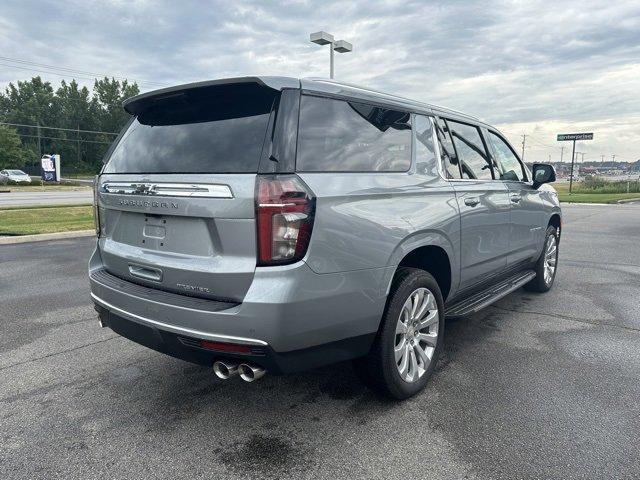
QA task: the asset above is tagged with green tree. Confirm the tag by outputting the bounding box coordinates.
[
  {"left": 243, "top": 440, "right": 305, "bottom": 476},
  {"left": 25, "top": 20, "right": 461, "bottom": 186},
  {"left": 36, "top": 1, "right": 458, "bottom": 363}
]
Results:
[
  {"left": 93, "top": 77, "right": 139, "bottom": 133},
  {"left": 0, "top": 77, "right": 56, "bottom": 168},
  {"left": 0, "top": 125, "right": 28, "bottom": 169},
  {"left": 0, "top": 76, "right": 139, "bottom": 174},
  {"left": 52, "top": 80, "right": 102, "bottom": 173}
]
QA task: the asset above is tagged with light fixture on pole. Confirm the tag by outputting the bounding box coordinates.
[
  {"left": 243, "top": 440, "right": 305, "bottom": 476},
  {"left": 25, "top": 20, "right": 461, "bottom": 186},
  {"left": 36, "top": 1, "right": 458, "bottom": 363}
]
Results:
[{"left": 310, "top": 31, "right": 353, "bottom": 79}]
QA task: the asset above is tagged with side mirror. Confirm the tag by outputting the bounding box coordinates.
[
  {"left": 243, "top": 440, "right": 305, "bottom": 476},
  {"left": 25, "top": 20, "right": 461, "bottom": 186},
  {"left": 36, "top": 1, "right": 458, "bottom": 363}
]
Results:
[{"left": 532, "top": 163, "right": 556, "bottom": 188}]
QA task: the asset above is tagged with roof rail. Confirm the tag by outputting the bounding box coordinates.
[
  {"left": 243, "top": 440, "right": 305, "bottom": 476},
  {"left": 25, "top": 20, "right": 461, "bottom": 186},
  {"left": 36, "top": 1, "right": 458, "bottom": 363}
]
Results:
[{"left": 303, "top": 77, "right": 480, "bottom": 121}]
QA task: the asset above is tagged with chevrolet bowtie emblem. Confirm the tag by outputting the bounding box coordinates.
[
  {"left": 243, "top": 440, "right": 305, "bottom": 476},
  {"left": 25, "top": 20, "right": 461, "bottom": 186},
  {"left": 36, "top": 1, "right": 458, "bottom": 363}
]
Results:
[{"left": 132, "top": 183, "right": 158, "bottom": 195}]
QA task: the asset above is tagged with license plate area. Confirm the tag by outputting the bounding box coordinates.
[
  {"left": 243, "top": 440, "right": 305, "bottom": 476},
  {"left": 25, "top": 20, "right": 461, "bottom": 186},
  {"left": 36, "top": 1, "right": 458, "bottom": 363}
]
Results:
[{"left": 110, "top": 211, "right": 216, "bottom": 256}]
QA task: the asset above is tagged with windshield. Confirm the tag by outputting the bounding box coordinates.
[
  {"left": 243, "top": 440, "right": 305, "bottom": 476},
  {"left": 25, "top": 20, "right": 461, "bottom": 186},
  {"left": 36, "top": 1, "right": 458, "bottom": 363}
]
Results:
[
  {"left": 8, "top": 170, "right": 27, "bottom": 175},
  {"left": 104, "top": 84, "right": 276, "bottom": 174}
]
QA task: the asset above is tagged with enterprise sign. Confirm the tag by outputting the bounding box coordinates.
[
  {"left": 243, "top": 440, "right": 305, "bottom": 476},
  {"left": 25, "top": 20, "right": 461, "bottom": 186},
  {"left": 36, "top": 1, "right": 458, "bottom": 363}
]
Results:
[{"left": 557, "top": 133, "right": 594, "bottom": 141}]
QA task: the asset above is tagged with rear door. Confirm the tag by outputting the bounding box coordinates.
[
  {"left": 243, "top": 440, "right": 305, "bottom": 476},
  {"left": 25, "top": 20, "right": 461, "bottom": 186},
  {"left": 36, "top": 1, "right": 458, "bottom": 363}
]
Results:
[
  {"left": 96, "top": 81, "right": 295, "bottom": 302},
  {"left": 440, "top": 118, "right": 511, "bottom": 290},
  {"left": 485, "top": 129, "right": 546, "bottom": 266}
]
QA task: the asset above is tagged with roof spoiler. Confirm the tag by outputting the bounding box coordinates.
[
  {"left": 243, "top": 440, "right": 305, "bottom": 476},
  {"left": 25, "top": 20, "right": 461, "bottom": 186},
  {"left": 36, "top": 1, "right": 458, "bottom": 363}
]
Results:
[{"left": 123, "top": 76, "right": 300, "bottom": 115}]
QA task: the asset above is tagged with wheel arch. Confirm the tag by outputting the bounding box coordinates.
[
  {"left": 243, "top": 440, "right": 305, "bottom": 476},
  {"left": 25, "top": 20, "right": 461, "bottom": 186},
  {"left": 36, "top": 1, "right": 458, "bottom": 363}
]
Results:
[
  {"left": 548, "top": 212, "right": 562, "bottom": 242},
  {"left": 384, "top": 231, "right": 458, "bottom": 302}
]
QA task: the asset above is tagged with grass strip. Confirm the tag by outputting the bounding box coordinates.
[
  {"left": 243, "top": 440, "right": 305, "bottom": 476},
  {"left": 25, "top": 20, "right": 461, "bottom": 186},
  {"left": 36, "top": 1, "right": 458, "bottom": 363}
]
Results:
[{"left": 0, "top": 205, "right": 94, "bottom": 236}]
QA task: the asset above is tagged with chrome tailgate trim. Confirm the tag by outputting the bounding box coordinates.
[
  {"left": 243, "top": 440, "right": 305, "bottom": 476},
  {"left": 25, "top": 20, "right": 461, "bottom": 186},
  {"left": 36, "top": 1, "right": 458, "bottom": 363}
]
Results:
[{"left": 101, "top": 182, "right": 233, "bottom": 198}]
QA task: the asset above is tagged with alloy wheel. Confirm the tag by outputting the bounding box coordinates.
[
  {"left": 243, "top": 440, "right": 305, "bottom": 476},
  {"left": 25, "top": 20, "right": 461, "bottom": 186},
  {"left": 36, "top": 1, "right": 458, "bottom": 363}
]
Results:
[
  {"left": 394, "top": 287, "right": 439, "bottom": 383},
  {"left": 544, "top": 234, "right": 558, "bottom": 285}
]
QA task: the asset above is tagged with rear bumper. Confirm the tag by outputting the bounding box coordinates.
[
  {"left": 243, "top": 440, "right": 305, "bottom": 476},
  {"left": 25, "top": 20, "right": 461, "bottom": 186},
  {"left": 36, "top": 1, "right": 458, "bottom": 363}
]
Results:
[
  {"left": 95, "top": 304, "right": 374, "bottom": 374},
  {"left": 89, "top": 245, "right": 391, "bottom": 371}
]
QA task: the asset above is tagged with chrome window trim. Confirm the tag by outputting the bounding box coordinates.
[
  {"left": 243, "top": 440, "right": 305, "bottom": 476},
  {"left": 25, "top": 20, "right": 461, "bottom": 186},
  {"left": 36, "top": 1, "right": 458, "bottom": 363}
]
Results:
[{"left": 100, "top": 182, "right": 234, "bottom": 198}]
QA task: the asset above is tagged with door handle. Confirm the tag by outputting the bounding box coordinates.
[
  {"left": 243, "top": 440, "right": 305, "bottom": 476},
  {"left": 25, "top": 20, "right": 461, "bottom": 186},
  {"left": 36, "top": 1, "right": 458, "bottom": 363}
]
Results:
[
  {"left": 510, "top": 194, "right": 521, "bottom": 203},
  {"left": 464, "top": 197, "right": 480, "bottom": 207}
]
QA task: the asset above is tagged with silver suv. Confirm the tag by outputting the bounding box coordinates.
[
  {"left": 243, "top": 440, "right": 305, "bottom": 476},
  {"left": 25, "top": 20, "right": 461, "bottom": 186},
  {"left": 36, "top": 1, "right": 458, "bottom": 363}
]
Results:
[{"left": 89, "top": 77, "right": 561, "bottom": 399}]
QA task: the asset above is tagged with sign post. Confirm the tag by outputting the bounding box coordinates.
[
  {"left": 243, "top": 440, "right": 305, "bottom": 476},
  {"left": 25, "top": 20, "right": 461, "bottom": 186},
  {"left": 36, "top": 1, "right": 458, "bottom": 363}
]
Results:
[{"left": 557, "top": 133, "right": 593, "bottom": 193}]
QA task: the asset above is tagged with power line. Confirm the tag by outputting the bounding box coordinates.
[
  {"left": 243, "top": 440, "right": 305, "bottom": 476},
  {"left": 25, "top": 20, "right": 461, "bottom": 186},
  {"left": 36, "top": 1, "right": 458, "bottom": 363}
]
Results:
[
  {"left": 0, "top": 56, "right": 166, "bottom": 86},
  {"left": 15, "top": 133, "right": 113, "bottom": 145},
  {"left": 0, "top": 62, "right": 105, "bottom": 83},
  {"left": 0, "top": 56, "right": 168, "bottom": 88},
  {"left": 0, "top": 121, "right": 119, "bottom": 136},
  {"left": 527, "top": 135, "right": 557, "bottom": 148}
]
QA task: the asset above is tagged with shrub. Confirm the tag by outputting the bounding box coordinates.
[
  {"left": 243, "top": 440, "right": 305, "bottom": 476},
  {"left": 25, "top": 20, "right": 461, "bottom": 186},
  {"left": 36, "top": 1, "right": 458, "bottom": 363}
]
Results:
[
  {"left": 575, "top": 177, "right": 640, "bottom": 194},
  {"left": 4, "top": 178, "right": 43, "bottom": 186}
]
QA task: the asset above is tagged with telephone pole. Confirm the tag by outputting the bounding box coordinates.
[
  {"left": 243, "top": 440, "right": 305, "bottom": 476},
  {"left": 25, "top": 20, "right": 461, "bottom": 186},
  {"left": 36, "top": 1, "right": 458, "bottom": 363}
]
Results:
[
  {"left": 560, "top": 146, "right": 565, "bottom": 163},
  {"left": 612, "top": 154, "right": 616, "bottom": 163},
  {"left": 601, "top": 154, "right": 605, "bottom": 163},
  {"left": 37, "top": 122, "right": 42, "bottom": 158},
  {"left": 521, "top": 134, "right": 527, "bottom": 161},
  {"left": 77, "top": 124, "right": 81, "bottom": 166}
]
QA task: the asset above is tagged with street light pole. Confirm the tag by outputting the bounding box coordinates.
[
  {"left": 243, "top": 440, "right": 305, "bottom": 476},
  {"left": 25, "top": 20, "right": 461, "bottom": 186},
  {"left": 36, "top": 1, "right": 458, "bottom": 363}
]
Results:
[
  {"left": 330, "top": 43, "right": 334, "bottom": 79},
  {"left": 310, "top": 31, "right": 353, "bottom": 79}
]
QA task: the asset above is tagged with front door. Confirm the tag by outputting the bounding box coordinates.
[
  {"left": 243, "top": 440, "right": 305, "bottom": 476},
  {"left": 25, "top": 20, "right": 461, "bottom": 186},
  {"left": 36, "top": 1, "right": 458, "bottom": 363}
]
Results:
[
  {"left": 485, "top": 130, "right": 546, "bottom": 266},
  {"left": 444, "top": 118, "right": 511, "bottom": 291}
]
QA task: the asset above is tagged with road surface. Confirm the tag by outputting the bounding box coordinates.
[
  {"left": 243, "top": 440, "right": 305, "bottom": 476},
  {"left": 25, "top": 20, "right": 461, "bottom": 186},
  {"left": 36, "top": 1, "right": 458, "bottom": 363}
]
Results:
[
  {"left": 0, "top": 190, "right": 93, "bottom": 207},
  {"left": 1, "top": 203, "right": 639, "bottom": 479}
]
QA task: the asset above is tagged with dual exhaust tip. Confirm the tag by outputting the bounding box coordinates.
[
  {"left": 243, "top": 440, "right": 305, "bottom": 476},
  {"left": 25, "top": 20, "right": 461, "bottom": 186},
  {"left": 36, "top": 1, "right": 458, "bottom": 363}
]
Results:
[{"left": 213, "top": 360, "right": 266, "bottom": 383}]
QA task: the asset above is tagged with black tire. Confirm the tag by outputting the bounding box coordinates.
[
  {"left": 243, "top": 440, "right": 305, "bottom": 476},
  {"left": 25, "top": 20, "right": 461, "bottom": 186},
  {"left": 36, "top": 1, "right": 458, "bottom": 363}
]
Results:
[
  {"left": 524, "top": 225, "right": 559, "bottom": 293},
  {"left": 354, "top": 267, "right": 445, "bottom": 400}
]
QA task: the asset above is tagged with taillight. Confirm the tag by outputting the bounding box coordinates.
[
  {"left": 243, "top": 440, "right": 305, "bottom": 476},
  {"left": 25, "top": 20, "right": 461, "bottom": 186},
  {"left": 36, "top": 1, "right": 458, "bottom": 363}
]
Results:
[
  {"left": 93, "top": 175, "right": 101, "bottom": 237},
  {"left": 256, "top": 175, "right": 315, "bottom": 266}
]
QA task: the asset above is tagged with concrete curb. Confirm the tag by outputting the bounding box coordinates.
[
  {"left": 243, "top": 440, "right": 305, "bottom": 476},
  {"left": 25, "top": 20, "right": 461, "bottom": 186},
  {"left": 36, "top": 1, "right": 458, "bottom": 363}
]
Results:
[
  {"left": 561, "top": 201, "right": 640, "bottom": 206},
  {"left": 0, "top": 230, "right": 95, "bottom": 245}
]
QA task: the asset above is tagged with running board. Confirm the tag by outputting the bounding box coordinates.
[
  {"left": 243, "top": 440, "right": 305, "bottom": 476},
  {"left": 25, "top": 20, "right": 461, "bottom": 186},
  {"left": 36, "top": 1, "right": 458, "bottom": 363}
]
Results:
[{"left": 445, "top": 270, "right": 536, "bottom": 319}]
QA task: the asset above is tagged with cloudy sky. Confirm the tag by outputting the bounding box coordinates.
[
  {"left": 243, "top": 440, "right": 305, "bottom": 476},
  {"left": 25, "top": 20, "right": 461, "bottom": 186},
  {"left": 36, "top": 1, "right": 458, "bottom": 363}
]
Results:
[{"left": 2, "top": 0, "right": 639, "bottom": 162}]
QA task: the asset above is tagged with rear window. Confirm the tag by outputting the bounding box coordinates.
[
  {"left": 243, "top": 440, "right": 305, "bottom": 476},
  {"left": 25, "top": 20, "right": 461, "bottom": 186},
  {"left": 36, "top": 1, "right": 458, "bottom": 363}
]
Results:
[
  {"left": 104, "top": 84, "right": 275, "bottom": 174},
  {"left": 296, "top": 95, "right": 411, "bottom": 172}
]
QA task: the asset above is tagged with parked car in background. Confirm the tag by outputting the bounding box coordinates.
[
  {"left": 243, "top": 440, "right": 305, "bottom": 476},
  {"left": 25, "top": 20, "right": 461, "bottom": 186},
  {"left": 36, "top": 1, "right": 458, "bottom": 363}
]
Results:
[
  {"left": 0, "top": 169, "right": 32, "bottom": 184},
  {"left": 89, "top": 77, "right": 561, "bottom": 400}
]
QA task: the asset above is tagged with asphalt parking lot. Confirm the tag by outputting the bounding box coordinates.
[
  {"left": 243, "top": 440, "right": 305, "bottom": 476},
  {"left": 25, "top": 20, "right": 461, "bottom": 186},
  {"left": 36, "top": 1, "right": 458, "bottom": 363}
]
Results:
[{"left": 1, "top": 203, "right": 639, "bottom": 479}]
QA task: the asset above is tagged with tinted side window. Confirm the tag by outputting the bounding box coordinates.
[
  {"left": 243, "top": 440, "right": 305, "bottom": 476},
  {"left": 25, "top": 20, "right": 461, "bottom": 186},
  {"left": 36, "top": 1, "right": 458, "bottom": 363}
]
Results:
[
  {"left": 488, "top": 131, "right": 525, "bottom": 181},
  {"left": 297, "top": 95, "right": 411, "bottom": 172},
  {"left": 435, "top": 118, "right": 461, "bottom": 179},
  {"left": 447, "top": 120, "right": 493, "bottom": 180}
]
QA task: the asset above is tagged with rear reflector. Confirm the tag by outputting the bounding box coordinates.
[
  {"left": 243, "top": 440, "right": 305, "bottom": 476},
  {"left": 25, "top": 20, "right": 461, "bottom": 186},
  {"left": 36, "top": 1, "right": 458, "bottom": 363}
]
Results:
[
  {"left": 200, "top": 340, "right": 252, "bottom": 354},
  {"left": 256, "top": 175, "right": 315, "bottom": 265}
]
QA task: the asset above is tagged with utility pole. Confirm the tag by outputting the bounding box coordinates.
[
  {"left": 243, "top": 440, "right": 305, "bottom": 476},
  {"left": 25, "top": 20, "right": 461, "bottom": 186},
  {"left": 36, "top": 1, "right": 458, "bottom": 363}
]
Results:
[
  {"left": 569, "top": 139, "right": 577, "bottom": 194},
  {"left": 37, "top": 122, "right": 42, "bottom": 158},
  {"left": 77, "top": 124, "right": 81, "bottom": 169},
  {"left": 560, "top": 146, "right": 565, "bottom": 164},
  {"left": 601, "top": 154, "right": 605, "bottom": 163},
  {"left": 612, "top": 154, "right": 616, "bottom": 163},
  {"left": 521, "top": 134, "right": 527, "bottom": 161}
]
